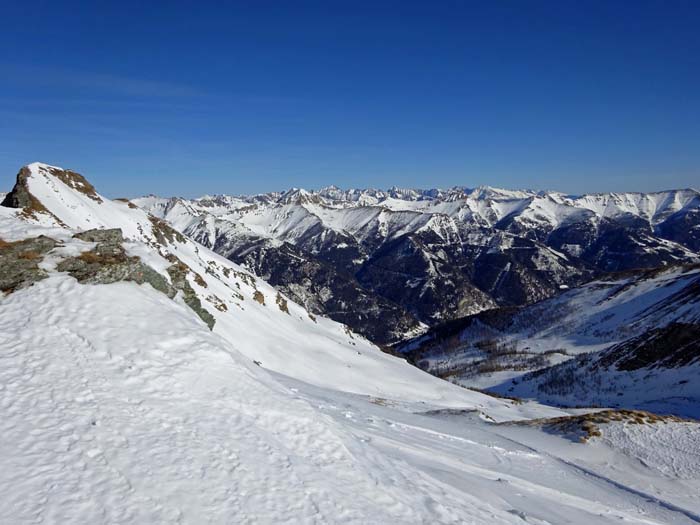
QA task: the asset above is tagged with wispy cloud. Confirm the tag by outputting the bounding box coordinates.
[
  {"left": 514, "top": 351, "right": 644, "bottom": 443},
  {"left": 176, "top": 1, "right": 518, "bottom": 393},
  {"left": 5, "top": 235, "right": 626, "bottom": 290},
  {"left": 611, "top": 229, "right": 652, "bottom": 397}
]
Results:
[{"left": 2, "top": 64, "right": 201, "bottom": 98}]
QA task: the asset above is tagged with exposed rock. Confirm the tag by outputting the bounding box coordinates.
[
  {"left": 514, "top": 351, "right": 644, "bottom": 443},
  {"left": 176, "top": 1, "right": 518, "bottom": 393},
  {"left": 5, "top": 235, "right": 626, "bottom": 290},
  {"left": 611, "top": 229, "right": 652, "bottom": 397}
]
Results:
[
  {"left": 45, "top": 166, "right": 102, "bottom": 203},
  {"left": 206, "top": 294, "right": 228, "bottom": 312},
  {"left": 149, "top": 216, "right": 186, "bottom": 246},
  {"left": 57, "top": 229, "right": 173, "bottom": 297},
  {"left": 114, "top": 198, "right": 140, "bottom": 209},
  {"left": 1, "top": 167, "right": 64, "bottom": 224},
  {"left": 74, "top": 228, "right": 126, "bottom": 245},
  {"left": 0, "top": 236, "right": 59, "bottom": 293},
  {"left": 1, "top": 167, "right": 35, "bottom": 210},
  {"left": 253, "top": 290, "right": 265, "bottom": 305},
  {"left": 57, "top": 228, "right": 216, "bottom": 330},
  {"left": 275, "top": 292, "right": 289, "bottom": 314},
  {"left": 165, "top": 256, "right": 216, "bottom": 330}
]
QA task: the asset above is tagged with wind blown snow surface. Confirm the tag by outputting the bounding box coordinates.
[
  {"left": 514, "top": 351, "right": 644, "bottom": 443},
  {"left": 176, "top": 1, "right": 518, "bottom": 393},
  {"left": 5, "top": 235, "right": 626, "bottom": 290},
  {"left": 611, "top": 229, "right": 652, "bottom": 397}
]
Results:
[{"left": 2, "top": 163, "right": 700, "bottom": 524}]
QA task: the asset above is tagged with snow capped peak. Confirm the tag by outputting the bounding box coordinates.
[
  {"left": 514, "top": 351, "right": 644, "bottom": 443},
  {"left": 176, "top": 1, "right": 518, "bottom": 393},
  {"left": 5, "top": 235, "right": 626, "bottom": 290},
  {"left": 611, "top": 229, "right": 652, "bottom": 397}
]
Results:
[
  {"left": 464, "top": 185, "right": 537, "bottom": 201},
  {"left": 26, "top": 161, "right": 65, "bottom": 173},
  {"left": 386, "top": 186, "right": 420, "bottom": 200},
  {"left": 277, "top": 187, "right": 324, "bottom": 205}
]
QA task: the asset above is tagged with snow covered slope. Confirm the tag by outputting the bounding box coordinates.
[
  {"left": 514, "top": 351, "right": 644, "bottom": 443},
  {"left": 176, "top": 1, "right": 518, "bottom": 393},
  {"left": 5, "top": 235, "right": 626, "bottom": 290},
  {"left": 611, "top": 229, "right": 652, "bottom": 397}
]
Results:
[
  {"left": 503, "top": 321, "right": 700, "bottom": 417},
  {"left": 399, "top": 264, "right": 700, "bottom": 416},
  {"left": 3, "top": 163, "right": 700, "bottom": 523}
]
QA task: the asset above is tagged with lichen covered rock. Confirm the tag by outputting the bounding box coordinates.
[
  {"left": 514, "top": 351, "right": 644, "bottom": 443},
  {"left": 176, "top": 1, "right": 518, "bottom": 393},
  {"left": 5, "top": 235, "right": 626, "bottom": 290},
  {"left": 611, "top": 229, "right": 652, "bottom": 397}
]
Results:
[
  {"left": 57, "top": 229, "right": 174, "bottom": 298},
  {"left": 0, "top": 236, "right": 59, "bottom": 293},
  {"left": 56, "top": 228, "right": 216, "bottom": 330}
]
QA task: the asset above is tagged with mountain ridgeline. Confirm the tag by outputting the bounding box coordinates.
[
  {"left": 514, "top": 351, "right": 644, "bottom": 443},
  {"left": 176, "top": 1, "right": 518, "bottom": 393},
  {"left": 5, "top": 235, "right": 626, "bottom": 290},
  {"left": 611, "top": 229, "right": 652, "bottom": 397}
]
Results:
[{"left": 136, "top": 185, "right": 700, "bottom": 344}]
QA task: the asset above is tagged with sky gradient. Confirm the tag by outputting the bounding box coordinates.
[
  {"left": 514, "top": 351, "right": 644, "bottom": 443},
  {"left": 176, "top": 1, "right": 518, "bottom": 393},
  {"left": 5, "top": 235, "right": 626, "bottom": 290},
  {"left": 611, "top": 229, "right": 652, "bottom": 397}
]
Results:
[{"left": 1, "top": 1, "right": 699, "bottom": 198}]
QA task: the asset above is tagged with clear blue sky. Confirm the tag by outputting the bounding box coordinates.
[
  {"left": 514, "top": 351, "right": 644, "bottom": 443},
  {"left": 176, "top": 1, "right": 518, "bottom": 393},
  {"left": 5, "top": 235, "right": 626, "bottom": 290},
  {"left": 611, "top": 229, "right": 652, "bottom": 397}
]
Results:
[{"left": 1, "top": 1, "right": 698, "bottom": 197}]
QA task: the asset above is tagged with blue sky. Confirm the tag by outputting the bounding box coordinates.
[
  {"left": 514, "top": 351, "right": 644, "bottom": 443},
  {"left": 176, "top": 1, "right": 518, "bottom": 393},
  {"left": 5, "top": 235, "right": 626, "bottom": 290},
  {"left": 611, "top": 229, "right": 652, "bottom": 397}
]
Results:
[{"left": 1, "top": 1, "right": 698, "bottom": 197}]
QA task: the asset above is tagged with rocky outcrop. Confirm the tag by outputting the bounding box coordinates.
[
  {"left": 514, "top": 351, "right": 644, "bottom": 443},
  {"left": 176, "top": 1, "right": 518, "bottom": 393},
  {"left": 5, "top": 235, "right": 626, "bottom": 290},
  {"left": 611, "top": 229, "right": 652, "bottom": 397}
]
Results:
[
  {"left": 0, "top": 167, "right": 60, "bottom": 222},
  {"left": 1, "top": 167, "right": 35, "bottom": 210},
  {"left": 57, "top": 229, "right": 173, "bottom": 294},
  {"left": 149, "top": 216, "right": 186, "bottom": 246},
  {"left": 164, "top": 255, "right": 216, "bottom": 329},
  {"left": 44, "top": 166, "right": 102, "bottom": 203},
  {"left": 0, "top": 235, "right": 59, "bottom": 293},
  {"left": 56, "top": 229, "right": 216, "bottom": 330},
  {"left": 1, "top": 165, "right": 100, "bottom": 223}
]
